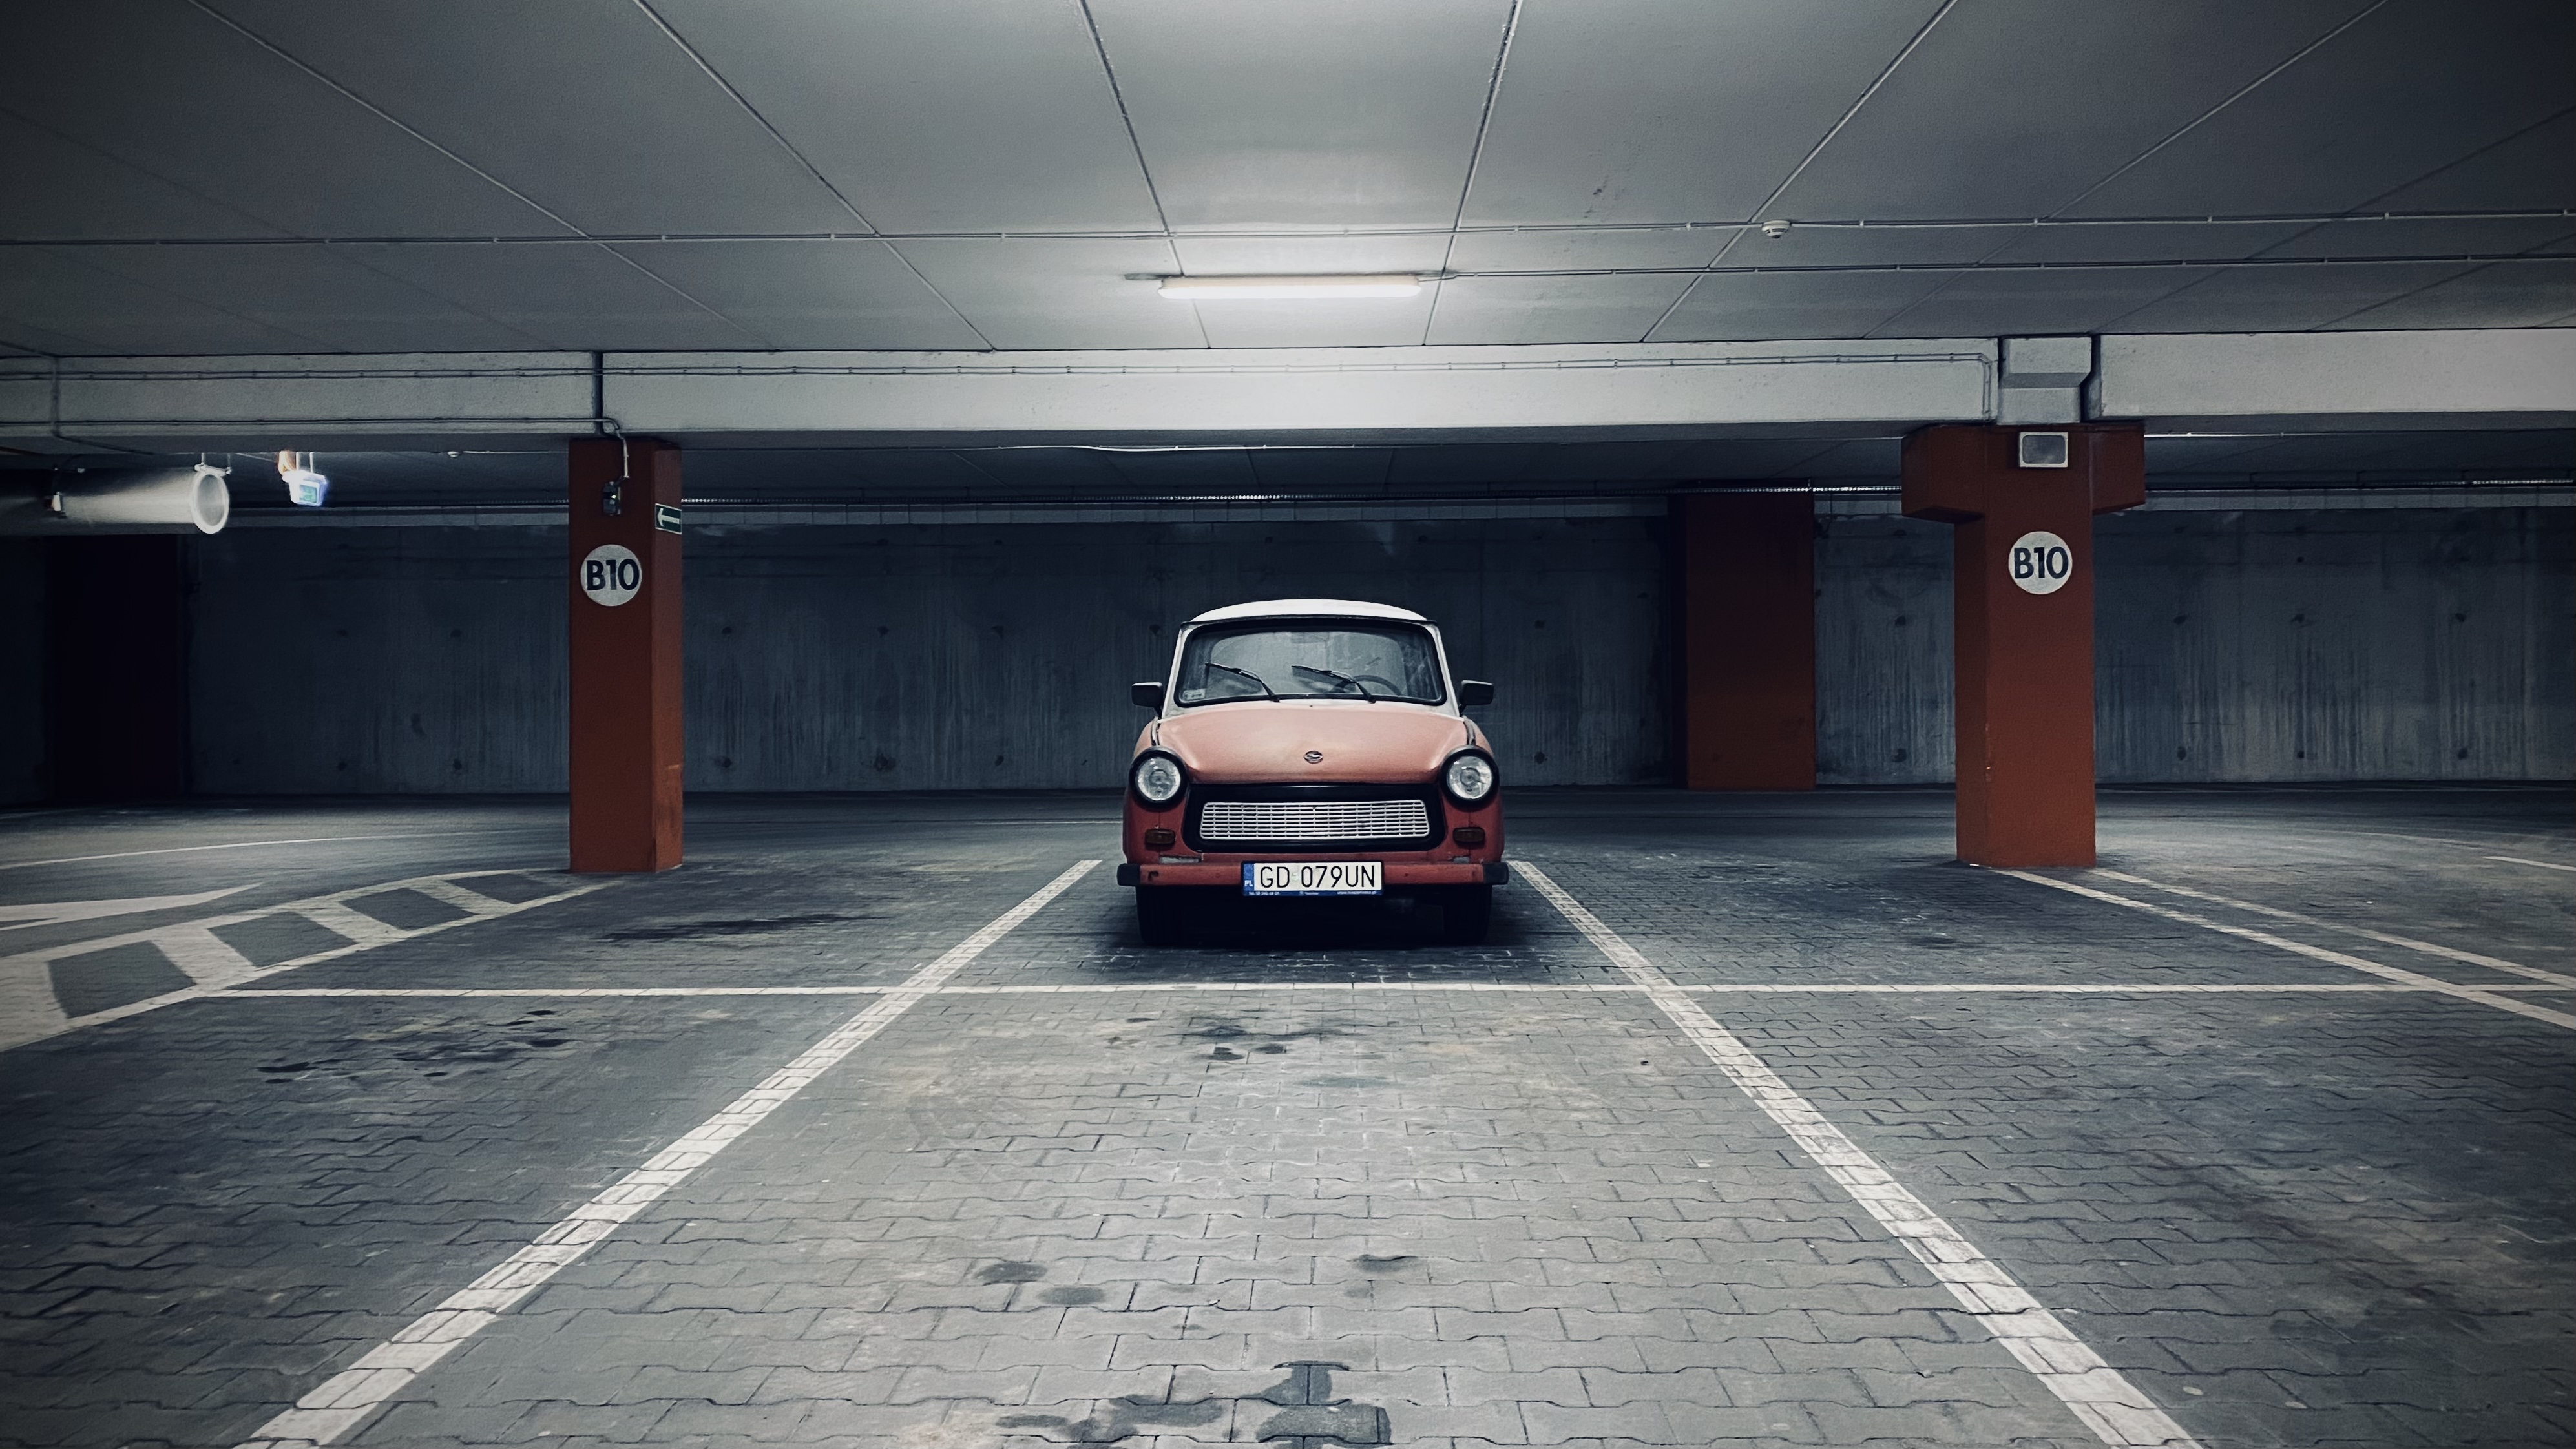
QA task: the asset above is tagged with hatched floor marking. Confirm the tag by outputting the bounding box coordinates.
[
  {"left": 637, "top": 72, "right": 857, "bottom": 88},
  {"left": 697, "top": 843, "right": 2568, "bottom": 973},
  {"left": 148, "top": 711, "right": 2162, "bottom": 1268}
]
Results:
[
  {"left": 2095, "top": 868, "right": 2576, "bottom": 987},
  {"left": 2004, "top": 870, "right": 2576, "bottom": 1032},
  {"left": 0, "top": 871, "right": 609, "bottom": 1052},
  {"left": 1519, "top": 860, "right": 2199, "bottom": 1449},
  {"left": 233, "top": 859, "right": 1098, "bottom": 1449}
]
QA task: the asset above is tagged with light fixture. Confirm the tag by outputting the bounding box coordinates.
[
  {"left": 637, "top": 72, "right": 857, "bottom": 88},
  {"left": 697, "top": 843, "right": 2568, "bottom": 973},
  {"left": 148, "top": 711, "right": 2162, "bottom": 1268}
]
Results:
[
  {"left": 1157, "top": 274, "right": 1421, "bottom": 301},
  {"left": 276, "top": 450, "right": 329, "bottom": 507}
]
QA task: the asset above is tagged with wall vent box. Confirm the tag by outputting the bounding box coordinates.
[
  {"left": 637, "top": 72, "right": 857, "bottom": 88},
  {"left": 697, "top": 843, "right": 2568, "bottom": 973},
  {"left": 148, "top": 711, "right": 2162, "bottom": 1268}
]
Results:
[{"left": 2017, "top": 432, "right": 2070, "bottom": 468}]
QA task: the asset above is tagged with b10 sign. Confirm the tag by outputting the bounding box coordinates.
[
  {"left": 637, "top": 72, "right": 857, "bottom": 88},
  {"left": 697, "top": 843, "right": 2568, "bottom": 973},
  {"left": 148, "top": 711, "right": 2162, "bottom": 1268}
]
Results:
[{"left": 2008, "top": 531, "right": 2073, "bottom": 596}]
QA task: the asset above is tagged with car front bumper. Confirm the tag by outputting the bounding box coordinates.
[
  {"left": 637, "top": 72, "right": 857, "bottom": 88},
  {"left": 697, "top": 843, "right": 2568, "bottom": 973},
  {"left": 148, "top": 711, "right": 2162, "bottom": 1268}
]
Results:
[{"left": 1116, "top": 860, "right": 1508, "bottom": 888}]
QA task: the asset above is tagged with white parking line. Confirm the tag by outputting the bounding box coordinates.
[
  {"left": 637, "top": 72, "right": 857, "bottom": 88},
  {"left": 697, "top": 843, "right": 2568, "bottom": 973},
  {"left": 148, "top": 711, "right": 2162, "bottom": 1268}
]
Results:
[
  {"left": 1516, "top": 862, "right": 2195, "bottom": 1449},
  {"left": 232, "top": 980, "right": 2568, "bottom": 1000},
  {"left": 2094, "top": 868, "right": 2576, "bottom": 987},
  {"left": 2488, "top": 854, "right": 2576, "bottom": 874},
  {"left": 234, "top": 859, "right": 1098, "bottom": 1449},
  {"left": 2002, "top": 870, "right": 2576, "bottom": 1032}
]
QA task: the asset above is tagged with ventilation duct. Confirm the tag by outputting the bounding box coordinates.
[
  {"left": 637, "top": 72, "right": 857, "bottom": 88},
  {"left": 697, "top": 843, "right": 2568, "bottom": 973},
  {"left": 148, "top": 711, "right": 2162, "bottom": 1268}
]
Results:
[{"left": 0, "top": 465, "right": 231, "bottom": 535}]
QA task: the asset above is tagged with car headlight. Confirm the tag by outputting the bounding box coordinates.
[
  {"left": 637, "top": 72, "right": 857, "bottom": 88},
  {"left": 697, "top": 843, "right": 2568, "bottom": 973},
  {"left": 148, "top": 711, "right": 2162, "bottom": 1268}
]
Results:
[
  {"left": 1443, "top": 751, "right": 1496, "bottom": 805},
  {"left": 1131, "top": 753, "right": 1185, "bottom": 806}
]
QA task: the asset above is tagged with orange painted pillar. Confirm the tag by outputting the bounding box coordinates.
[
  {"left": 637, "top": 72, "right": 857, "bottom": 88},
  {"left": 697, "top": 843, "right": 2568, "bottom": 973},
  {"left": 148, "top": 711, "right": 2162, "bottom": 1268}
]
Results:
[
  {"left": 1675, "top": 492, "right": 1816, "bottom": 789},
  {"left": 568, "top": 437, "right": 683, "bottom": 872},
  {"left": 1902, "top": 424, "right": 2144, "bottom": 866}
]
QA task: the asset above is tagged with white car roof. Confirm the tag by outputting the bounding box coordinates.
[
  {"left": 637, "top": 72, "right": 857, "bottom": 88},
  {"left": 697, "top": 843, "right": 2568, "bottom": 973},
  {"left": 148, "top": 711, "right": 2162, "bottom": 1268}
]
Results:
[{"left": 1188, "top": 598, "right": 1430, "bottom": 625}]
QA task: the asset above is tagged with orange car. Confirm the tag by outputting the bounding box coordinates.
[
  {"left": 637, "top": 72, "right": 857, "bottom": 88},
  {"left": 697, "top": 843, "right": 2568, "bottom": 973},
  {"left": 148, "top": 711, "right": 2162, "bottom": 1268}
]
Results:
[{"left": 1116, "top": 599, "right": 1506, "bottom": 945}]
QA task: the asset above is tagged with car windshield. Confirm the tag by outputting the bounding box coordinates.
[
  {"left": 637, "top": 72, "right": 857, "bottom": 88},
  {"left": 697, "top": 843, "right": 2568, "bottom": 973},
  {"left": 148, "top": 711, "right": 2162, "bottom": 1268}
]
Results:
[{"left": 1174, "top": 622, "right": 1445, "bottom": 705}]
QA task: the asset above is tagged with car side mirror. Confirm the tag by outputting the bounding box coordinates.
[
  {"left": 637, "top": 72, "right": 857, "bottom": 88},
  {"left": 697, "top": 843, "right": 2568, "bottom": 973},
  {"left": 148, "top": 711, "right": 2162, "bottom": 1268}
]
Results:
[
  {"left": 1457, "top": 680, "right": 1494, "bottom": 707},
  {"left": 1131, "top": 681, "right": 1166, "bottom": 709}
]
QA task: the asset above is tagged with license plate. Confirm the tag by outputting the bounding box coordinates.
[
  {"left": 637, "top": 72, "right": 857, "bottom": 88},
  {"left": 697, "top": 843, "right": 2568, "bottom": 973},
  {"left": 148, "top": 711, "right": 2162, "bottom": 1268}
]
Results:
[{"left": 1243, "top": 860, "right": 1383, "bottom": 896}]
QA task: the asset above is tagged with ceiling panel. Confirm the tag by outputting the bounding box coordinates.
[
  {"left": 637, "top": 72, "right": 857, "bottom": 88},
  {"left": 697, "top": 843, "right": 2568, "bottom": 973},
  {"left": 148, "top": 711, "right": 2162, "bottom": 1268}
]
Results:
[
  {"left": 2067, "top": 0, "right": 2575, "bottom": 217},
  {"left": 949, "top": 448, "right": 1137, "bottom": 491},
  {"left": 1, "top": 1, "right": 567, "bottom": 238},
  {"left": 614, "top": 241, "right": 987, "bottom": 351},
  {"left": 1779, "top": 438, "right": 1903, "bottom": 478},
  {"left": 646, "top": 0, "right": 1164, "bottom": 234},
  {"left": 2373, "top": 109, "right": 2576, "bottom": 212},
  {"left": 1185, "top": 295, "right": 1439, "bottom": 349},
  {"left": 2106, "top": 261, "right": 2480, "bottom": 333},
  {"left": 890, "top": 238, "right": 1204, "bottom": 350},
  {"left": 1774, "top": 1, "right": 2368, "bottom": 221},
  {"left": 208, "top": 0, "right": 859, "bottom": 235},
  {"left": 1088, "top": 0, "right": 1512, "bottom": 229},
  {"left": 1444, "top": 227, "right": 1738, "bottom": 273},
  {"left": 1870, "top": 266, "right": 2208, "bottom": 339},
  {"left": 1701, "top": 225, "right": 2013, "bottom": 270},
  {"left": 1979, "top": 222, "right": 2318, "bottom": 265},
  {"left": 1423, "top": 274, "right": 1691, "bottom": 346},
  {"left": 0, "top": 249, "right": 332, "bottom": 355},
  {"left": 67, "top": 245, "right": 556, "bottom": 353},
  {"left": 1648, "top": 270, "right": 1955, "bottom": 342},
  {"left": 0, "top": 112, "right": 286, "bottom": 242},
  {"left": 1246, "top": 449, "right": 1397, "bottom": 492},
  {"left": 1655, "top": 439, "right": 1850, "bottom": 479},
  {"left": 2255, "top": 216, "right": 2576, "bottom": 260},
  {"left": 334, "top": 244, "right": 765, "bottom": 351},
  {"left": 1098, "top": 448, "right": 1264, "bottom": 492},
  {"left": 1385, "top": 444, "right": 1545, "bottom": 484},
  {"left": 1463, "top": 0, "right": 1944, "bottom": 225},
  {"left": 2324, "top": 258, "right": 2576, "bottom": 331}
]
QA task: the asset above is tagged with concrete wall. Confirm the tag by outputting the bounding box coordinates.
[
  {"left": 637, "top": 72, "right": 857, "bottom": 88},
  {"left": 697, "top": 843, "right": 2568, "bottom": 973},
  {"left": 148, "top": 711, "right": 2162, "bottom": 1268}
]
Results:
[
  {"left": 190, "top": 516, "right": 1671, "bottom": 793},
  {"left": 1817, "top": 507, "right": 2575, "bottom": 784},
  {"left": 182, "top": 506, "right": 2569, "bottom": 794}
]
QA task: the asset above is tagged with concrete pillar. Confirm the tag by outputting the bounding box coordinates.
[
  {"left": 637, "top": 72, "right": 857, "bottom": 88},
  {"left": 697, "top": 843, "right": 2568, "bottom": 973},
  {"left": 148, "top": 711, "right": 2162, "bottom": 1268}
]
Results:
[
  {"left": 1901, "top": 424, "right": 2144, "bottom": 866},
  {"left": 1675, "top": 492, "right": 1816, "bottom": 789},
  {"left": 568, "top": 437, "right": 682, "bottom": 872}
]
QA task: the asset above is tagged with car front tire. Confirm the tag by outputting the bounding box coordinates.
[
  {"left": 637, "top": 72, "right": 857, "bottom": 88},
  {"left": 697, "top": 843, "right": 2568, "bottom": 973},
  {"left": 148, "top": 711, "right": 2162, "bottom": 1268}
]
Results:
[
  {"left": 1438, "top": 884, "right": 1492, "bottom": 944},
  {"left": 1136, "top": 887, "right": 1187, "bottom": 947}
]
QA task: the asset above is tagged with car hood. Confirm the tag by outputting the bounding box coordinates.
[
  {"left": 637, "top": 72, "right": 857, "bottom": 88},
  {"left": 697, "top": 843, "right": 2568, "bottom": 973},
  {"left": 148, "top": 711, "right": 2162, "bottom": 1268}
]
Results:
[{"left": 1154, "top": 702, "right": 1474, "bottom": 784}]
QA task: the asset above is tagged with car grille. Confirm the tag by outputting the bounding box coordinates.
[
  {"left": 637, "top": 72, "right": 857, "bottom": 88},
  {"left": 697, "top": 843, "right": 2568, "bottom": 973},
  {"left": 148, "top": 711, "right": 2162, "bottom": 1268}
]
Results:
[{"left": 1197, "top": 798, "right": 1432, "bottom": 842}]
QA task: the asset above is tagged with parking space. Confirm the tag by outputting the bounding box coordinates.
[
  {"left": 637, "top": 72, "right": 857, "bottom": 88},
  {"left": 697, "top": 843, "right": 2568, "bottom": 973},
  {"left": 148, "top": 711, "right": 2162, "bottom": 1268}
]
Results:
[{"left": 0, "top": 789, "right": 2568, "bottom": 1448}]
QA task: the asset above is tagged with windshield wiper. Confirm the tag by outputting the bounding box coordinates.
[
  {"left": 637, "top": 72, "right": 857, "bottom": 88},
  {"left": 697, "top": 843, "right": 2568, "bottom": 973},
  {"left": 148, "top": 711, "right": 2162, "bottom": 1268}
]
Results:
[
  {"left": 1204, "top": 662, "right": 1280, "bottom": 702},
  {"left": 1292, "top": 664, "right": 1379, "bottom": 701}
]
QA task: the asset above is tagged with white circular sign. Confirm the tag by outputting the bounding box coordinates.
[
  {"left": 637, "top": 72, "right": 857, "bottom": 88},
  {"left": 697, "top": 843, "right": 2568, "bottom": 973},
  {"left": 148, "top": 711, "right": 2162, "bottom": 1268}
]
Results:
[
  {"left": 2007, "top": 531, "right": 2074, "bottom": 595},
  {"left": 580, "top": 543, "right": 642, "bottom": 607}
]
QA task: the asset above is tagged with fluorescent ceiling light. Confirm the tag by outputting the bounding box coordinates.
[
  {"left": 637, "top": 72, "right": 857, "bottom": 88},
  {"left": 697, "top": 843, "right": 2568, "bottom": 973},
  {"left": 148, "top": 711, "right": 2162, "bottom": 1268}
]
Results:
[{"left": 1158, "top": 274, "right": 1421, "bottom": 301}]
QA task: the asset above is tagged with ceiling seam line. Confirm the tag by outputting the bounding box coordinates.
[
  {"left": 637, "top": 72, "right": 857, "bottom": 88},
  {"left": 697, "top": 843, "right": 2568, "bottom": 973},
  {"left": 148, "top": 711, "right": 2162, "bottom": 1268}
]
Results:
[
  {"left": 0, "top": 99, "right": 296, "bottom": 241},
  {"left": 1425, "top": 0, "right": 1526, "bottom": 346},
  {"left": 41, "top": 240, "right": 349, "bottom": 356},
  {"left": 12, "top": 207, "right": 2571, "bottom": 250},
  {"left": 626, "top": 0, "right": 881, "bottom": 232},
  {"left": 1647, "top": 0, "right": 1962, "bottom": 341},
  {"left": 1700, "top": 0, "right": 1960, "bottom": 282},
  {"left": 875, "top": 240, "right": 1001, "bottom": 353},
  {"left": 2309, "top": 260, "right": 2493, "bottom": 331},
  {"left": 180, "top": 0, "right": 591, "bottom": 238},
  {"left": 1073, "top": 0, "right": 1207, "bottom": 348},
  {"left": 2345, "top": 103, "right": 2576, "bottom": 214},
  {"left": 2048, "top": 0, "right": 2392, "bottom": 218},
  {"left": 591, "top": 243, "right": 780, "bottom": 349}
]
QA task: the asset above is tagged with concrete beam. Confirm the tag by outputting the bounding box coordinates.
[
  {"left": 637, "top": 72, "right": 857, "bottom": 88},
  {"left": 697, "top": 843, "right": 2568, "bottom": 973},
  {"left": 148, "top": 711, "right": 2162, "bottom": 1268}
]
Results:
[
  {"left": 2092, "top": 329, "right": 2576, "bottom": 430},
  {"left": 0, "top": 342, "right": 1997, "bottom": 452}
]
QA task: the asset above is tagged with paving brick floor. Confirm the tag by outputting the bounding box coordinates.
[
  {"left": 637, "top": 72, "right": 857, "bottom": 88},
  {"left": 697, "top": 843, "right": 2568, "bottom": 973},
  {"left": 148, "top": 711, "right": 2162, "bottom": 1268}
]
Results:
[{"left": 0, "top": 787, "right": 2568, "bottom": 1448}]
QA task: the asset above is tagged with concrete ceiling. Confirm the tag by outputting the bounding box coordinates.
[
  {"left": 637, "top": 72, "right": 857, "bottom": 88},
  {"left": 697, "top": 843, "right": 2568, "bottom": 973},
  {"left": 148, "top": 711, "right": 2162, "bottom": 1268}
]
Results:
[{"left": 2, "top": 0, "right": 2571, "bottom": 357}]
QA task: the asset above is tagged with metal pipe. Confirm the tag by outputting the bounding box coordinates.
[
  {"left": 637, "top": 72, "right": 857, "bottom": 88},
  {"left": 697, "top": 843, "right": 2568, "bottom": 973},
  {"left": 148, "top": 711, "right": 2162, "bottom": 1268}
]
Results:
[{"left": 0, "top": 466, "right": 230, "bottom": 535}]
